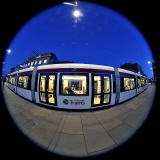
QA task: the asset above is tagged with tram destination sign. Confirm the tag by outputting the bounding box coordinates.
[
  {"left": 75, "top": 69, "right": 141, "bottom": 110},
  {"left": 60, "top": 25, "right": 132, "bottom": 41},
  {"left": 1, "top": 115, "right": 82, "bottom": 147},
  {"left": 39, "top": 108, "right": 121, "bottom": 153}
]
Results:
[{"left": 63, "top": 99, "right": 85, "bottom": 105}]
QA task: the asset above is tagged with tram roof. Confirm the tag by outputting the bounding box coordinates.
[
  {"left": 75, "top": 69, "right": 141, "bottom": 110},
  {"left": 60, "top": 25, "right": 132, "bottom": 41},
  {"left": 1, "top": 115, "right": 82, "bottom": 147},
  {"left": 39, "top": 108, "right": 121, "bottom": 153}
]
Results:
[
  {"left": 118, "top": 68, "right": 146, "bottom": 77},
  {"left": 37, "top": 63, "right": 115, "bottom": 71}
]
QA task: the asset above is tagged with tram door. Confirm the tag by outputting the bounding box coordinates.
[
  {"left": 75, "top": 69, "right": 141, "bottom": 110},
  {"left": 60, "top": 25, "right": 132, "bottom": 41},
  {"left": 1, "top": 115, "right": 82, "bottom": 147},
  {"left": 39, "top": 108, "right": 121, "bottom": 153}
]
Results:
[
  {"left": 92, "top": 75, "right": 111, "bottom": 107},
  {"left": 39, "top": 74, "right": 57, "bottom": 106}
]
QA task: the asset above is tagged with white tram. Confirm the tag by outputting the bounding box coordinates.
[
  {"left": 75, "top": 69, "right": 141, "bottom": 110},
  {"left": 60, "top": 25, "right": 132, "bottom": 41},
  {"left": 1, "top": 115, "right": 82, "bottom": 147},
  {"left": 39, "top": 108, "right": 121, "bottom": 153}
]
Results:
[{"left": 6, "top": 63, "right": 148, "bottom": 110}]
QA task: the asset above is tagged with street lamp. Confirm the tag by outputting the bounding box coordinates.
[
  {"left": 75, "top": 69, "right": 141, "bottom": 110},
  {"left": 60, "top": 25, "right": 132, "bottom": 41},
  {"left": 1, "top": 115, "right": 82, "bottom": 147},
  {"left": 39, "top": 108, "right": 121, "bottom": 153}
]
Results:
[{"left": 6, "top": 49, "right": 11, "bottom": 54}]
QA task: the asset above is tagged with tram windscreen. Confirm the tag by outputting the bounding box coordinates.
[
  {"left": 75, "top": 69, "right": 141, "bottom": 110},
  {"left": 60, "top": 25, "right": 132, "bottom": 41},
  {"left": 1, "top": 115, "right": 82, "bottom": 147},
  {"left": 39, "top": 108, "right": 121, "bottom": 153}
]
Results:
[{"left": 60, "top": 75, "right": 87, "bottom": 95}]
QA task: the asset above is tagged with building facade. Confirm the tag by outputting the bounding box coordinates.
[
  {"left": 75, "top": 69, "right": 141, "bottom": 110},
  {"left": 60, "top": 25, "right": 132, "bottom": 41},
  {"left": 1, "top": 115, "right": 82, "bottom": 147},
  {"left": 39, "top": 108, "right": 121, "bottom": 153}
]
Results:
[{"left": 120, "top": 63, "right": 146, "bottom": 76}]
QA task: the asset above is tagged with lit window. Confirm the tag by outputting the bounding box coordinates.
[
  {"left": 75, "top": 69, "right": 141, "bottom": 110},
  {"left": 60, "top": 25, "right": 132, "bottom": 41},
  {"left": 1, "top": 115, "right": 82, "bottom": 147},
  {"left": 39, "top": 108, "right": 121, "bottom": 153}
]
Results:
[
  {"left": 28, "top": 63, "right": 30, "bottom": 66},
  {"left": 124, "top": 78, "right": 131, "bottom": 91},
  {"left": 94, "top": 76, "right": 101, "bottom": 94},
  {"left": 35, "top": 61, "right": 37, "bottom": 65},
  {"left": 18, "top": 76, "right": 23, "bottom": 88},
  {"left": 31, "top": 62, "right": 34, "bottom": 66},
  {"left": 39, "top": 60, "right": 42, "bottom": 64},
  {"left": 60, "top": 75, "right": 87, "bottom": 95},
  {"left": 123, "top": 77, "right": 135, "bottom": 91},
  {"left": 44, "top": 59, "right": 47, "bottom": 64}
]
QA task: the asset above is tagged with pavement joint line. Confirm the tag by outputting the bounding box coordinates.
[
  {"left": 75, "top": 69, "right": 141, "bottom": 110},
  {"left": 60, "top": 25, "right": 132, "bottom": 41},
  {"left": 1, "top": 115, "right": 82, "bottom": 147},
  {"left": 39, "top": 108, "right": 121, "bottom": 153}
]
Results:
[
  {"left": 79, "top": 114, "right": 90, "bottom": 156},
  {"left": 93, "top": 112, "right": 119, "bottom": 146},
  {"left": 47, "top": 115, "right": 66, "bottom": 150},
  {"left": 47, "top": 115, "right": 63, "bottom": 149}
]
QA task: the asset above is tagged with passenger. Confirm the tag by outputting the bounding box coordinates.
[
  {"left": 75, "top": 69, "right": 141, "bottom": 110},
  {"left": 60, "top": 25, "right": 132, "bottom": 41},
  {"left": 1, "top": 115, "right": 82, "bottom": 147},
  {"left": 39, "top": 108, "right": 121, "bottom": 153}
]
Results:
[{"left": 68, "top": 87, "right": 74, "bottom": 95}]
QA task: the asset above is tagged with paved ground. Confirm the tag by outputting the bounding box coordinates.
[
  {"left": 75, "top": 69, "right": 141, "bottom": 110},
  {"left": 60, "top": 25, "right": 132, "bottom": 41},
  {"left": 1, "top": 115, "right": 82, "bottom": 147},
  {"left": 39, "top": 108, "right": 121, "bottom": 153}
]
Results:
[{"left": 2, "top": 83, "right": 156, "bottom": 157}]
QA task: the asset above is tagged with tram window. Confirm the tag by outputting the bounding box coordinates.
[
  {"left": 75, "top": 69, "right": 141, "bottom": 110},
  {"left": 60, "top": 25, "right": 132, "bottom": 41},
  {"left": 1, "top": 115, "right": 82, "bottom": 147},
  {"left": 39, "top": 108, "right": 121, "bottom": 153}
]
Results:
[
  {"left": 39, "top": 60, "right": 42, "bottom": 64},
  {"left": 104, "top": 76, "right": 110, "bottom": 93},
  {"left": 130, "top": 78, "right": 135, "bottom": 89},
  {"left": 124, "top": 78, "right": 130, "bottom": 91},
  {"left": 94, "top": 76, "right": 101, "bottom": 94},
  {"left": 60, "top": 75, "right": 87, "bottom": 95},
  {"left": 103, "top": 94, "right": 110, "bottom": 104},
  {"left": 48, "top": 75, "right": 55, "bottom": 93},
  {"left": 141, "top": 78, "right": 145, "bottom": 86},
  {"left": 18, "top": 76, "right": 23, "bottom": 88},
  {"left": 123, "top": 77, "right": 135, "bottom": 91},
  {"left": 23, "top": 76, "right": 29, "bottom": 89},
  {"left": 18, "top": 75, "right": 31, "bottom": 89},
  {"left": 40, "top": 92, "right": 46, "bottom": 102},
  {"left": 10, "top": 77, "right": 16, "bottom": 85},
  {"left": 94, "top": 95, "right": 101, "bottom": 104},
  {"left": 40, "top": 75, "right": 46, "bottom": 92},
  {"left": 48, "top": 94, "right": 55, "bottom": 103},
  {"left": 31, "top": 62, "right": 34, "bottom": 66}
]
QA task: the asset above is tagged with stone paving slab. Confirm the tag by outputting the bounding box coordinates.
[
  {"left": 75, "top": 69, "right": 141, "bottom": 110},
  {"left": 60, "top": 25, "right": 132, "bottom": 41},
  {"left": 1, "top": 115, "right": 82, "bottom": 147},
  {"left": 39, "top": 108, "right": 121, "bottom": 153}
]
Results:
[
  {"left": 48, "top": 115, "right": 66, "bottom": 151},
  {"left": 62, "top": 115, "right": 83, "bottom": 134},
  {"left": 80, "top": 113, "right": 99, "bottom": 126},
  {"left": 123, "top": 110, "right": 147, "bottom": 129},
  {"left": 28, "top": 121, "right": 58, "bottom": 148},
  {"left": 54, "top": 133, "right": 87, "bottom": 157},
  {"left": 100, "top": 118, "right": 122, "bottom": 131},
  {"left": 108, "top": 123, "right": 135, "bottom": 145},
  {"left": 83, "top": 124, "right": 115, "bottom": 153},
  {"left": 94, "top": 109, "right": 123, "bottom": 124}
]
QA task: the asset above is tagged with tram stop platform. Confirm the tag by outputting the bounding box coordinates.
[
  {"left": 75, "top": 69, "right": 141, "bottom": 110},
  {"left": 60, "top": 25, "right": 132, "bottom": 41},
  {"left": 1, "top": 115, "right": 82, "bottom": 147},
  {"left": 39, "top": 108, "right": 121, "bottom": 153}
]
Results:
[{"left": 2, "top": 83, "right": 156, "bottom": 157}]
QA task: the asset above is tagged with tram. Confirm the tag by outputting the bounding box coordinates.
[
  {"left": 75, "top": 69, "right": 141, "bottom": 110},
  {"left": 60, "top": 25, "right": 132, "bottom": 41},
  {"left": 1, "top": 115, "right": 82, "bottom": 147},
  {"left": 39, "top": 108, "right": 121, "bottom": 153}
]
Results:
[{"left": 6, "top": 63, "right": 148, "bottom": 109}]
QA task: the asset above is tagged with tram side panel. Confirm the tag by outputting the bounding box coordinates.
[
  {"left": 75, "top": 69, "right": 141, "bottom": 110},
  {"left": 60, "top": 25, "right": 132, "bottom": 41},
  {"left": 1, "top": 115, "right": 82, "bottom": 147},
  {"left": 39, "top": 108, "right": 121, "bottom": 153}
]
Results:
[
  {"left": 35, "top": 73, "right": 40, "bottom": 103},
  {"left": 110, "top": 74, "right": 116, "bottom": 105}
]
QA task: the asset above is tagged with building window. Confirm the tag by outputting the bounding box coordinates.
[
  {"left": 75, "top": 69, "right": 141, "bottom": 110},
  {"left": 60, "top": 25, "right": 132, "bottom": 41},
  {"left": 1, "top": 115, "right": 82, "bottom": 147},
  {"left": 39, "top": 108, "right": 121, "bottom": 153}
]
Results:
[
  {"left": 44, "top": 59, "right": 47, "bottom": 64},
  {"left": 31, "top": 62, "right": 34, "bottom": 66},
  {"left": 60, "top": 75, "right": 87, "bottom": 95},
  {"left": 35, "top": 61, "right": 37, "bottom": 65},
  {"left": 39, "top": 60, "right": 42, "bottom": 64}
]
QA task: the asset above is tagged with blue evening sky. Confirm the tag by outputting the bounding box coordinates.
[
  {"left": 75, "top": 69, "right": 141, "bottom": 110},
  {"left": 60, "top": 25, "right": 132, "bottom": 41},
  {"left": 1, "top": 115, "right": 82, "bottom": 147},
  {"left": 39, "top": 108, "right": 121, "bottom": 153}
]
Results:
[{"left": 3, "top": 1, "right": 154, "bottom": 78}]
